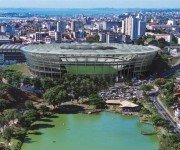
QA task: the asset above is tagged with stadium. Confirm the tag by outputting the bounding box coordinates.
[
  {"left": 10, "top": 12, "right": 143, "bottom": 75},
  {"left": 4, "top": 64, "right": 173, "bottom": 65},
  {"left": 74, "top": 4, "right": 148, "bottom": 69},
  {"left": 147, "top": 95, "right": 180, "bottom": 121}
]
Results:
[{"left": 21, "top": 43, "right": 159, "bottom": 78}]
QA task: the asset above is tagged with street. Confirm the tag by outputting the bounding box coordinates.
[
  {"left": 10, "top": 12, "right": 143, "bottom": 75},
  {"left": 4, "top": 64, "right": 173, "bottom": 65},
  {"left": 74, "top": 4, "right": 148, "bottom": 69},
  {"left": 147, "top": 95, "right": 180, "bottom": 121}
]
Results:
[{"left": 151, "top": 95, "right": 180, "bottom": 133}]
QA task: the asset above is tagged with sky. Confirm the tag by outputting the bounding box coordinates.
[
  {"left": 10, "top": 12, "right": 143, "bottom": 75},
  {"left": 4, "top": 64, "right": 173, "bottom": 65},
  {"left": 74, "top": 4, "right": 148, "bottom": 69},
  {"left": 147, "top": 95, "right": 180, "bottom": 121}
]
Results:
[{"left": 0, "top": 0, "right": 179, "bottom": 8}]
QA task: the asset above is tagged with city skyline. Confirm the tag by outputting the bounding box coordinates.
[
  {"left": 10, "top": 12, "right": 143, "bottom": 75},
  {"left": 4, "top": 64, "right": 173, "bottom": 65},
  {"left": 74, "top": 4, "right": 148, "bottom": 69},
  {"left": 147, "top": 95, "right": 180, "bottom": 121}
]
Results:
[{"left": 0, "top": 0, "right": 180, "bottom": 9}]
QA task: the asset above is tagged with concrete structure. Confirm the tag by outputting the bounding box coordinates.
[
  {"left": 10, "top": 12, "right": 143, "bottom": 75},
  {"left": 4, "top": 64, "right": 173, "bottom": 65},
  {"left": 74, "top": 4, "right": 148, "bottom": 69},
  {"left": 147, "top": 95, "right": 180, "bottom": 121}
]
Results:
[
  {"left": 21, "top": 43, "right": 159, "bottom": 78},
  {"left": 0, "top": 35, "right": 12, "bottom": 44},
  {"left": 71, "top": 20, "right": 83, "bottom": 32},
  {"left": 55, "top": 31, "right": 62, "bottom": 43},
  {"left": 106, "top": 32, "right": 122, "bottom": 44},
  {"left": 102, "top": 21, "right": 120, "bottom": 30},
  {"left": 57, "top": 21, "right": 67, "bottom": 32},
  {"left": 145, "top": 32, "right": 172, "bottom": 42},
  {"left": 167, "top": 20, "right": 175, "bottom": 26},
  {"left": 0, "top": 44, "right": 25, "bottom": 65},
  {"left": 0, "top": 25, "right": 6, "bottom": 33},
  {"left": 122, "top": 15, "right": 146, "bottom": 40},
  {"left": 165, "top": 46, "right": 180, "bottom": 57},
  {"left": 35, "top": 32, "right": 48, "bottom": 42}
]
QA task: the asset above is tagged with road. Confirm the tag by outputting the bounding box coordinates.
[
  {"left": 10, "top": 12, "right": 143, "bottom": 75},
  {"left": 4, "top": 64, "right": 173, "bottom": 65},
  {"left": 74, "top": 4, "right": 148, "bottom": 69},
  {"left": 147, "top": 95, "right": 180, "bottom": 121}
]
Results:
[{"left": 150, "top": 95, "right": 180, "bottom": 133}]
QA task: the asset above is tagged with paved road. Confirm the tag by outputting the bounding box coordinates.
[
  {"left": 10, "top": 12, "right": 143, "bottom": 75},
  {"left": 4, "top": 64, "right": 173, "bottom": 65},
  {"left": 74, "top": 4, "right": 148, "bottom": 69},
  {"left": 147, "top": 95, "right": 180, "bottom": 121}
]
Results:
[{"left": 151, "top": 95, "right": 180, "bottom": 133}]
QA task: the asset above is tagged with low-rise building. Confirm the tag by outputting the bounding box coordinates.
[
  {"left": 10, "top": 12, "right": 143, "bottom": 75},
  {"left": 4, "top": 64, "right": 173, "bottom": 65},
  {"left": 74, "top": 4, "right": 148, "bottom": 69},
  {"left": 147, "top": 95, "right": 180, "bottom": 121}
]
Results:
[{"left": 145, "top": 32, "right": 172, "bottom": 42}]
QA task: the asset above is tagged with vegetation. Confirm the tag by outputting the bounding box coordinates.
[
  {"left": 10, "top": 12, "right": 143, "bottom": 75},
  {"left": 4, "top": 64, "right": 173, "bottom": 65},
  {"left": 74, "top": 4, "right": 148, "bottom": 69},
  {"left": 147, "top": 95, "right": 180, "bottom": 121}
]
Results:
[
  {"left": 4, "top": 63, "right": 31, "bottom": 76},
  {"left": 151, "top": 114, "right": 168, "bottom": 127},
  {"left": 162, "top": 81, "right": 176, "bottom": 108},
  {"left": 159, "top": 134, "right": 180, "bottom": 150},
  {"left": 154, "top": 78, "right": 166, "bottom": 87},
  {"left": 141, "top": 84, "right": 153, "bottom": 92},
  {"left": 43, "top": 85, "right": 67, "bottom": 109},
  {"left": 88, "top": 94, "right": 105, "bottom": 109},
  {"left": 134, "top": 35, "right": 169, "bottom": 49},
  {"left": 0, "top": 68, "right": 115, "bottom": 149},
  {"left": 86, "top": 35, "right": 100, "bottom": 43}
]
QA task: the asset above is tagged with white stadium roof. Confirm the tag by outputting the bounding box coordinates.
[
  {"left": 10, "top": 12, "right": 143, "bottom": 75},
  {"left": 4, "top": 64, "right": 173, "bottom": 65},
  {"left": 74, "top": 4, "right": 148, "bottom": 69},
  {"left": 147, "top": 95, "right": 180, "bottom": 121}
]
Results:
[{"left": 21, "top": 43, "right": 159, "bottom": 55}]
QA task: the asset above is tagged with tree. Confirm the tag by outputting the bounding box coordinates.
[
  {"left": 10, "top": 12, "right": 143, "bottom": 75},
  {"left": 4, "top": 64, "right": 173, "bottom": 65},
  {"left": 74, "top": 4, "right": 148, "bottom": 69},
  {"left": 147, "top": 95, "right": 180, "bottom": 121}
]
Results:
[
  {"left": 56, "top": 90, "right": 67, "bottom": 104},
  {"left": 25, "top": 100, "right": 34, "bottom": 109},
  {"left": 43, "top": 85, "right": 63, "bottom": 109},
  {"left": 39, "top": 105, "right": 49, "bottom": 116},
  {"left": 157, "top": 38, "right": 169, "bottom": 49},
  {"left": 0, "top": 116, "right": 7, "bottom": 132},
  {"left": 3, "top": 127, "right": 13, "bottom": 143},
  {"left": 148, "top": 39, "right": 158, "bottom": 46},
  {"left": 159, "top": 134, "right": 180, "bottom": 150},
  {"left": 13, "top": 128, "right": 26, "bottom": 140},
  {"left": 21, "top": 109, "right": 39, "bottom": 127},
  {"left": 3, "top": 109, "right": 21, "bottom": 124},
  {"left": 0, "top": 99, "right": 7, "bottom": 111},
  {"left": 22, "top": 77, "right": 31, "bottom": 85},
  {"left": 164, "top": 82, "right": 174, "bottom": 94},
  {"left": 134, "top": 37, "right": 144, "bottom": 45},
  {"left": 32, "top": 77, "right": 42, "bottom": 89},
  {"left": 141, "top": 84, "right": 153, "bottom": 92},
  {"left": 0, "top": 143, "right": 10, "bottom": 150},
  {"left": 171, "top": 36, "right": 178, "bottom": 45},
  {"left": 43, "top": 87, "right": 59, "bottom": 109},
  {"left": 151, "top": 114, "right": 166, "bottom": 126},
  {"left": 163, "top": 95, "right": 175, "bottom": 108},
  {"left": 154, "top": 78, "right": 166, "bottom": 87},
  {"left": 88, "top": 94, "right": 105, "bottom": 109},
  {"left": 42, "top": 78, "right": 55, "bottom": 90},
  {"left": 1, "top": 70, "right": 22, "bottom": 87}
]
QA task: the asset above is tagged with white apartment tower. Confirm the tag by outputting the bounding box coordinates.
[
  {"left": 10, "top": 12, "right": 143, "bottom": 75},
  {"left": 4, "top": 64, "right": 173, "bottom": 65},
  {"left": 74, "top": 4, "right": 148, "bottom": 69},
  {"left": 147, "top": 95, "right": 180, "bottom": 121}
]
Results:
[{"left": 122, "top": 14, "right": 146, "bottom": 40}]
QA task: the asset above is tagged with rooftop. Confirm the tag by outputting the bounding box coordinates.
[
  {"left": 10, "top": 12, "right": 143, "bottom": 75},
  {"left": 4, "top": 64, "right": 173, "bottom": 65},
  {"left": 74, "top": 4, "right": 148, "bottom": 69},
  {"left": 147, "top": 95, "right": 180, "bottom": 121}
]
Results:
[
  {"left": 119, "top": 100, "right": 139, "bottom": 108},
  {"left": 106, "top": 100, "right": 139, "bottom": 108},
  {"left": 0, "top": 35, "right": 11, "bottom": 41},
  {"left": 21, "top": 43, "right": 159, "bottom": 55},
  {"left": 0, "top": 44, "right": 24, "bottom": 50}
]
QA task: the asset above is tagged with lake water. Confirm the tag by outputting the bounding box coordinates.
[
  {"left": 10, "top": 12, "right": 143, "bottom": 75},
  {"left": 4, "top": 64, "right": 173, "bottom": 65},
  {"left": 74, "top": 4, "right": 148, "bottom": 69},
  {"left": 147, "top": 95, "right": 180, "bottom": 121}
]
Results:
[{"left": 22, "top": 112, "right": 158, "bottom": 150}]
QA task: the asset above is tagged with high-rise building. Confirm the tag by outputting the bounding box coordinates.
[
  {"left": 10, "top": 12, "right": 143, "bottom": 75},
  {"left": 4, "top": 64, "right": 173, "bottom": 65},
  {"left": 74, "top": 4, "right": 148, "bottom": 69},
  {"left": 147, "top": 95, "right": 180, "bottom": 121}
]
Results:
[
  {"left": 75, "top": 30, "right": 85, "bottom": 39},
  {"left": 71, "top": 21, "right": 83, "bottom": 32},
  {"left": 102, "top": 21, "right": 120, "bottom": 30},
  {"left": 138, "top": 20, "right": 146, "bottom": 37},
  {"left": 57, "top": 21, "right": 67, "bottom": 32},
  {"left": 55, "top": 31, "right": 62, "bottom": 43},
  {"left": 98, "top": 33, "right": 106, "bottom": 43},
  {"left": 35, "top": 32, "right": 48, "bottom": 42},
  {"left": 106, "top": 32, "right": 122, "bottom": 44},
  {"left": 122, "top": 15, "right": 146, "bottom": 40},
  {"left": 0, "top": 25, "right": 6, "bottom": 33},
  {"left": 99, "top": 32, "right": 122, "bottom": 44}
]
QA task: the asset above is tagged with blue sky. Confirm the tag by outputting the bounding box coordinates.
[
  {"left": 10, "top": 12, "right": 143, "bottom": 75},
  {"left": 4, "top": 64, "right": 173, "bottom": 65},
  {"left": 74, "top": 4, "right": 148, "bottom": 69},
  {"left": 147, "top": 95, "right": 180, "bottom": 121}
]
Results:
[{"left": 0, "top": 0, "right": 179, "bottom": 8}]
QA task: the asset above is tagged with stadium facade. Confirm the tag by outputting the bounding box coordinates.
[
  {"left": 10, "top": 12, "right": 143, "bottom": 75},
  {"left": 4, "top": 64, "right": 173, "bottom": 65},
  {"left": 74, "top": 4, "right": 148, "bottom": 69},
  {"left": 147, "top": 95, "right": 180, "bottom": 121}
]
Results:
[{"left": 21, "top": 43, "right": 159, "bottom": 78}]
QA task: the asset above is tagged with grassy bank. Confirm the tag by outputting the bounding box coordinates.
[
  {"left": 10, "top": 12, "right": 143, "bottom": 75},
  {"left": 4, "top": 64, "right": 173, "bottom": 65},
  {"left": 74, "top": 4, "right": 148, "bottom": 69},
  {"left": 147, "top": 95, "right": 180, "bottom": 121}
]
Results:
[{"left": 4, "top": 63, "right": 31, "bottom": 77}]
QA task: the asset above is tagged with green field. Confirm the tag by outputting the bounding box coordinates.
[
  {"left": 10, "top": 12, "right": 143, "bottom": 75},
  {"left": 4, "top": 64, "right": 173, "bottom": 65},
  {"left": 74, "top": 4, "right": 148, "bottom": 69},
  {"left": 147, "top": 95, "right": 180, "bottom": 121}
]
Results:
[{"left": 66, "top": 65, "right": 117, "bottom": 75}]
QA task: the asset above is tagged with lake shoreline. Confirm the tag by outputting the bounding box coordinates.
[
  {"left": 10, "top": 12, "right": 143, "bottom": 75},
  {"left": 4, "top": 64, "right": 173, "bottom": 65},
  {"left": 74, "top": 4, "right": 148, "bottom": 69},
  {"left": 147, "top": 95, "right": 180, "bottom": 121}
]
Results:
[{"left": 21, "top": 111, "right": 159, "bottom": 150}]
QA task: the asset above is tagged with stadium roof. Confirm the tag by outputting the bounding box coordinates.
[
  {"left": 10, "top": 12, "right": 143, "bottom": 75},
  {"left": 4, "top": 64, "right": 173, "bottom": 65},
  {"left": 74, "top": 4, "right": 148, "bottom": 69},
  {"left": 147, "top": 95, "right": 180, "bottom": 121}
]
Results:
[
  {"left": 0, "top": 44, "right": 24, "bottom": 50},
  {"left": 21, "top": 43, "right": 159, "bottom": 55}
]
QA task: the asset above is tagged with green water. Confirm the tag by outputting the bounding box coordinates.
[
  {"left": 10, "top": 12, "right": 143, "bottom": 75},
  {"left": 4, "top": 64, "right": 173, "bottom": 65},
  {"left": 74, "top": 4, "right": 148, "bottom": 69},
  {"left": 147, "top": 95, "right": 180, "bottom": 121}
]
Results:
[{"left": 22, "top": 112, "right": 158, "bottom": 150}]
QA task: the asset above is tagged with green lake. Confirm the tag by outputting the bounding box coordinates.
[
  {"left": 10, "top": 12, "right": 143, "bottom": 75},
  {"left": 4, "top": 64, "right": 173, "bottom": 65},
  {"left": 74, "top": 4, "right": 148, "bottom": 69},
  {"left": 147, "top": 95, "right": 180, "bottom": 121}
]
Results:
[{"left": 22, "top": 112, "right": 159, "bottom": 150}]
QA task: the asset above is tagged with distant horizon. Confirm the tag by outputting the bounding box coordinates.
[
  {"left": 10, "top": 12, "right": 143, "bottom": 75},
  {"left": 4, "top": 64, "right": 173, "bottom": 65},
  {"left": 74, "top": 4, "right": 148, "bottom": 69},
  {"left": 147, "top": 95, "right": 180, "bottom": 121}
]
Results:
[
  {"left": 0, "top": 0, "right": 179, "bottom": 9},
  {"left": 0, "top": 7, "right": 179, "bottom": 9}
]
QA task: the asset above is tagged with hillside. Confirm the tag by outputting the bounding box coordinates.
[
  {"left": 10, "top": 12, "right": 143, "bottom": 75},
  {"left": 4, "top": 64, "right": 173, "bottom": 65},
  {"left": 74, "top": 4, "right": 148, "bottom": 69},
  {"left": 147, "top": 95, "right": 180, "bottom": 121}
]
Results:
[{"left": 0, "top": 83, "right": 41, "bottom": 109}]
